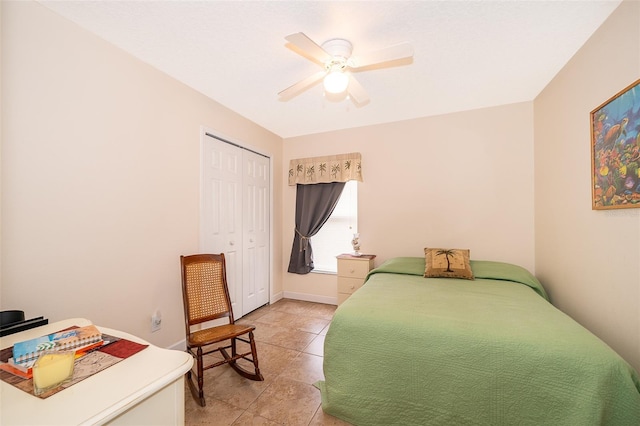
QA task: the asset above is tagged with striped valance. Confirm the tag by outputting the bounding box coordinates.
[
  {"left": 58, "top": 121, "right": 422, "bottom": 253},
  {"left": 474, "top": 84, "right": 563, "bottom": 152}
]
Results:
[{"left": 288, "top": 152, "right": 363, "bottom": 185}]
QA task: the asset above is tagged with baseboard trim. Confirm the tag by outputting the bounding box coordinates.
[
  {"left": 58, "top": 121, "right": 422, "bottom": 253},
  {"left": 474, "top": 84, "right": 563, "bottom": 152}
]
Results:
[
  {"left": 282, "top": 291, "right": 337, "bottom": 306},
  {"left": 270, "top": 292, "right": 284, "bottom": 304},
  {"left": 168, "top": 339, "right": 186, "bottom": 351}
]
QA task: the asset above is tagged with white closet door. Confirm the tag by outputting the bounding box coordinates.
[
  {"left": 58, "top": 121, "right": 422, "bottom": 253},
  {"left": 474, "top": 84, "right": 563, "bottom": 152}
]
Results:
[
  {"left": 201, "top": 134, "right": 270, "bottom": 317},
  {"left": 201, "top": 138, "right": 243, "bottom": 315},
  {"left": 243, "top": 151, "right": 270, "bottom": 313}
]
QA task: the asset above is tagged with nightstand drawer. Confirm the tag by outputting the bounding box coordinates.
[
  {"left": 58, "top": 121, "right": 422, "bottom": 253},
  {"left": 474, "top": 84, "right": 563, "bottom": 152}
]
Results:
[
  {"left": 337, "top": 259, "right": 371, "bottom": 279},
  {"left": 336, "top": 254, "right": 376, "bottom": 305},
  {"left": 338, "top": 277, "right": 364, "bottom": 294}
]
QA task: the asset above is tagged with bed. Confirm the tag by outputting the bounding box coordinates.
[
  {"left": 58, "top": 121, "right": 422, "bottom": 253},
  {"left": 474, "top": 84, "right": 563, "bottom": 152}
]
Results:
[{"left": 316, "top": 257, "right": 640, "bottom": 425}]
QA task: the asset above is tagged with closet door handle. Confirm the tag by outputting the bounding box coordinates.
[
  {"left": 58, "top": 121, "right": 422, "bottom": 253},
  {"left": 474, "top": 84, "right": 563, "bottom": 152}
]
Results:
[{"left": 229, "top": 241, "right": 235, "bottom": 246}]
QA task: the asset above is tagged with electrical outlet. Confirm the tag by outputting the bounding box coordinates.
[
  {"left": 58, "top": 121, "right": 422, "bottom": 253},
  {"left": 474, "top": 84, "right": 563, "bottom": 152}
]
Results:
[{"left": 151, "top": 311, "right": 162, "bottom": 333}]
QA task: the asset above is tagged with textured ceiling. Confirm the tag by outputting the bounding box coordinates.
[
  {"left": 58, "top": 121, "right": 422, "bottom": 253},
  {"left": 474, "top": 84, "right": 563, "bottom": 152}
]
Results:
[{"left": 39, "top": 0, "right": 621, "bottom": 138}]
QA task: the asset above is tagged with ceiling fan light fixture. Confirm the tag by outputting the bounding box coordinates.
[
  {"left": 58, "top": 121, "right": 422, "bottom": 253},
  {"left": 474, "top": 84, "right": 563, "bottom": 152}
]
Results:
[
  {"left": 280, "top": 32, "right": 412, "bottom": 104},
  {"left": 323, "top": 70, "right": 349, "bottom": 94}
]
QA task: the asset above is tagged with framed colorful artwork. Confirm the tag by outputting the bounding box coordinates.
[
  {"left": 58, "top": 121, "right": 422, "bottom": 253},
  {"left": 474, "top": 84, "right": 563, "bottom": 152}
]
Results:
[{"left": 591, "top": 79, "right": 640, "bottom": 209}]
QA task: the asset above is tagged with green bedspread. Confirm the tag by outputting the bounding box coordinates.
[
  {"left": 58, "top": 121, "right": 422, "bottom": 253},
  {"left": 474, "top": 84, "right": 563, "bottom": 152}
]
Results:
[{"left": 317, "top": 257, "right": 640, "bottom": 425}]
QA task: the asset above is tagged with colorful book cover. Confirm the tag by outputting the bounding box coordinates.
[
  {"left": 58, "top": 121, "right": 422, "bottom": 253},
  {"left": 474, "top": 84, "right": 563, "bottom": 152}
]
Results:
[
  {"left": 12, "top": 325, "right": 102, "bottom": 364},
  {"left": 0, "top": 360, "right": 33, "bottom": 379}
]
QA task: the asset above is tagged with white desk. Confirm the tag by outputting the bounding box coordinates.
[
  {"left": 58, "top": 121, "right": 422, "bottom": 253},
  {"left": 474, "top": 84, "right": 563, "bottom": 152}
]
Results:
[{"left": 0, "top": 318, "right": 193, "bottom": 425}]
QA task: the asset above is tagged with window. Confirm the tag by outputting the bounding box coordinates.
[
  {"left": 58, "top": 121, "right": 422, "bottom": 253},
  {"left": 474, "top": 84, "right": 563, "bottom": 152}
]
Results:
[{"left": 312, "top": 180, "right": 358, "bottom": 273}]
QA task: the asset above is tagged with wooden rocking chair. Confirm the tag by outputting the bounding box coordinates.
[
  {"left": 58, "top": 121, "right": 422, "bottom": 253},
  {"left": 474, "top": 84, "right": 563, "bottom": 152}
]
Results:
[{"left": 180, "top": 253, "right": 263, "bottom": 407}]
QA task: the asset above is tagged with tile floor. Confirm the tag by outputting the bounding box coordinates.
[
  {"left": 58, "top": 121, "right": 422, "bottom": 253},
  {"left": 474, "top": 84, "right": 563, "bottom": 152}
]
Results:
[{"left": 184, "top": 298, "right": 352, "bottom": 426}]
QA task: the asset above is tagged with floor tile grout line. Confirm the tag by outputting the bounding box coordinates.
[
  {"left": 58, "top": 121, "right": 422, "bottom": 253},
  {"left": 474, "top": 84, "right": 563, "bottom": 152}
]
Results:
[{"left": 186, "top": 299, "right": 339, "bottom": 426}]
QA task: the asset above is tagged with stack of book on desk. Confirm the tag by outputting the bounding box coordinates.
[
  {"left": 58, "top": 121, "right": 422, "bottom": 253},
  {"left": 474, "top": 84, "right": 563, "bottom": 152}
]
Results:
[{"left": 0, "top": 324, "right": 104, "bottom": 379}]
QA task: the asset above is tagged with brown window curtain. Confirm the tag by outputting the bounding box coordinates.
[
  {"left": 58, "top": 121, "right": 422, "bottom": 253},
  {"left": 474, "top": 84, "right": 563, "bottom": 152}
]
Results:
[{"left": 287, "top": 182, "right": 346, "bottom": 274}]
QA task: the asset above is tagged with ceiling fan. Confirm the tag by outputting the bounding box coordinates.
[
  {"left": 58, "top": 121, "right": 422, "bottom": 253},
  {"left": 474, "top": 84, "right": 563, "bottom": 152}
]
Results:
[{"left": 278, "top": 32, "right": 414, "bottom": 105}]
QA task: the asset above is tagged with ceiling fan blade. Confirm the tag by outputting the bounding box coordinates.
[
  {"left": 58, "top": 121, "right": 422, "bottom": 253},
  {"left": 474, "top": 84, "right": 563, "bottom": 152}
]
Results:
[
  {"left": 349, "top": 42, "right": 414, "bottom": 69},
  {"left": 278, "top": 70, "right": 327, "bottom": 101},
  {"left": 285, "top": 32, "right": 332, "bottom": 64},
  {"left": 347, "top": 74, "right": 370, "bottom": 106}
]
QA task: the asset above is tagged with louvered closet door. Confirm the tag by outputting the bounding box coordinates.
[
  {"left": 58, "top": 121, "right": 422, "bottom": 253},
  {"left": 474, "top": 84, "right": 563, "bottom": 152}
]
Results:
[{"left": 201, "top": 134, "right": 270, "bottom": 317}]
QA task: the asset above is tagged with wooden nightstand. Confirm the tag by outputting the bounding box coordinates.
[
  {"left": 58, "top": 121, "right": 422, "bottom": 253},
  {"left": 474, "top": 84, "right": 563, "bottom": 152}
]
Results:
[{"left": 336, "top": 254, "right": 376, "bottom": 305}]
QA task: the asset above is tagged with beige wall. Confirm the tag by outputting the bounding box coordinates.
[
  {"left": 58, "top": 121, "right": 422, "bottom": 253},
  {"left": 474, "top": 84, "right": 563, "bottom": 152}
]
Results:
[
  {"left": 534, "top": 0, "right": 640, "bottom": 371},
  {"left": 1, "top": 1, "right": 283, "bottom": 349},
  {"left": 282, "top": 102, "right": 535, "bottom": 302}
]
